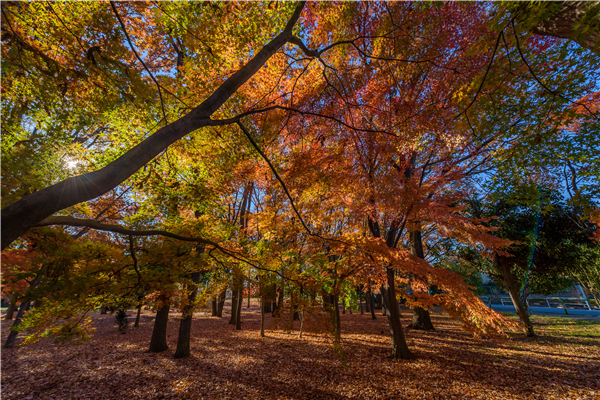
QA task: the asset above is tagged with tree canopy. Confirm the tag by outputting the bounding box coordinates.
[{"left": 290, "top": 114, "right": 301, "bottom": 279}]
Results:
[{"left": 1, "top": 1, "right": 599, "bottom": 359}]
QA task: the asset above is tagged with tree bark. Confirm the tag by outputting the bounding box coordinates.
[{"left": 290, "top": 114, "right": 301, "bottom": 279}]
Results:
[
  {"left": 134, "top": 305, "right": 142, "bottom": 328},
  {"left": 277, "top": 285, "right": 284, "bottom": 310},
  {"left": 211, "top": 296, "right": 218, "bottom": 316},
  {"left": 407, "top": 228, "right": 435, "bottom": 330},
  {"left": 381, "top": 285, "right": 388, "bottom": 316},
  {"left": 385, "top": 267, "right": 416, "bottom": 359},
  {"left": 148, "top": 298, "right": 170, "bottom": 352},
  {"left": 229, "top": 286, "right": 239, "bottom": 325},
  {"left": 4, "top": 294, "right": 17, "bottom": 320},
  {"left": 407, "top": 306, "right": 434, "bottom": 330},
  {"left": 235, "top": 285, "right": 243, "bottom": 331},
  {"left": 358, "top": 287, "right": 364, "bottom": 315},
  {"left": 498, "top": 256, "right": 536, "bottom": 337},
  {"left": 175, "top": 271, "right": 201, "bottom": 358},
  {"left": 247, "top": 282, "right": 251, "bottom": 308},
  {"left": 0, "top": 3, "right": 308, "bottom": 251},
  {"left": 515, "top": 1, "right": 600, "bottom": 54},
  {"left": 367, "top": 285, "right": 376, "bottom": 320},
  {"left": 260, "top": 296, "right": 265, "bottom": 337},
  {"left": 4, "top": 264, "right": 48, "bottom": 349},
  {"left": 216, "top": 288, "right": 226, "bottom": 317}
]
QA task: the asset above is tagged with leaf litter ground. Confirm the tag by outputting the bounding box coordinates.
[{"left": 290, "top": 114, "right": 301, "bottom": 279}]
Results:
[{"left": 2, "top": 302, "right": 599, "bottom": 400}]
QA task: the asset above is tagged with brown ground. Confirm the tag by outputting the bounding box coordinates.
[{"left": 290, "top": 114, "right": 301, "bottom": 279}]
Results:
[{"left": 2, "top": 301, "right": 599, "bottom": 400}]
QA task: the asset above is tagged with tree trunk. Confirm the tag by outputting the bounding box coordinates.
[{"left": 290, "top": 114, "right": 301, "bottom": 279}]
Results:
[
  {"left": 407, "top": 307, "right": 434, "bottom": 330},
  {"left": 175, "top": 271, "right": 201, "bottom": 358},
  {"left": 211, "top": 296, "right": 217, "bottom": 316},
  {"left": 407, "top": 228, "right": 435, "bottom": 330},
  {"left": 368, "top": 286, "right": 377, "bottom": 320},
  {"left": 375, "top": 293, "right": 382, "bottom": 309},
  {"left": 4, "top": 294, "right": 17, "bottom": 320},
  {"left": 498, "top": 256, "right": 536, "bottom": 337},
  {"left": 276, "top": 285, "right": 284, "bottom": 314},
  {"left": 358, "top": 287, "right": 364, "bottom": 315},
  {"left": 235, "top": 286, "right": 243, "bottom": 331},
  {"left": 365, "top": 290, "right": 371, "bottom": 313},
  {"left": 134, "top": 305, "right": 142, "bottom": 328},
  {"left": 229, "top": 275, "right": 243, "bottom": 326},
  {"left": 385, "top": 267, "right": 416, "bottom": 359},
  {"left": 260, "top": 296, "right": 265, "bottom": 337},
  {"left": 4, "top": 264, "right": 48, "bottom": 349},
  {"left": 216, "top": 288, "right": 226, "bottom": 317},
  {"left": 381, "top": 285, "right": 388, "bottom": 316},
  {"left": 148, "top": 299, "right": 170, "bottom": 353},
  {"left": 229, "top": 287, "right": 239, "bottom": 325},
  {"left": 247, "top": 282, "right": 251, "bottom": 308},
  {"left": 264, "top": 299, "right": 272, "bottom": 314},
  {"left": 324, "top": 294, "right": 341, "bottom": 345}
]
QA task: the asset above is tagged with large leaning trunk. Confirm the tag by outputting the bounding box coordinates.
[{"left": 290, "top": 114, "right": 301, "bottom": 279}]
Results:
[
  {"left": 149, "top": 297, "right": 170, "bottom": 352},
  {"left": 174, "top": 271, "right": 201, "bottom": 358},
  {"left": 407, "top": 228, "right": 434, "bottom": 330},
  {"left": 0, "top": 3, "right": 308, "bottom": 251},
  {"left": 498, "top": 256, "right": 536, "bottom": 337}
]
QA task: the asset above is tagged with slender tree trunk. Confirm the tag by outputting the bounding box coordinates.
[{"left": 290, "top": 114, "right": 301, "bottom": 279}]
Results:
[
  {"left": 217, "top": 288, "right": 226, "bottom": 317},
  {"left": 247, "top": 282, "right": 251, "bottom": 308},
  {"left": 235, "top": 286, "right": 243, "bottom": 331},
  {"left": 134, "top": 305, "right": 142, "bottom": 328},
  {"left": 498, "top": 256, "right": 536, "bottom": 337},
  {"left": 229, "top": 286, "right": 239, "bottom": 325},
  {"left": 385, "top": 267, "right": 416, "bottom": 359},
  {"left": 326, "top": 294, "right": 341, "bottom": 345},
  {"left": 367, "top": 285, "right": 377, "bottom": 320},
  {"left": 357, "top": 287, "right": 364, "bottom": 315},
  {"left": 276, "top": 285, "right": 284, "bottom": 314},
  {"left": 4, "top": 264, "right": 48, "bottom": 349},
  {"left": 211, "top": 296, "right": 217, "bottom": 316},
  {"left": 381, "top": 285, "right": 388, "bottom": 316},
  {"left": 100, "top": 306, "right": 108, "bottom": 314},
  {"left": 407, "top": 228, "right": 435, "bottom": 330},
  {"left": 260, "top": 296, "right": 265, "bottom": 337},
  {"left": 4, "top": 294, "right": 17, "bottom": 320},
  {"left": 365, "top": 290, "right": 371, "bottom": 313},
  {"left": 175, "top": 271, "right": 201, "bottom": 358},
  {"left": 148, "top": 298, "right": 170, "bottom": 353}
]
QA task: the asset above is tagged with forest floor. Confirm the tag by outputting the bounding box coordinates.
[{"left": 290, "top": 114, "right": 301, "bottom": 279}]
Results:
[{"left": 2, "top": 301, "right": 599, "bottom": 400}]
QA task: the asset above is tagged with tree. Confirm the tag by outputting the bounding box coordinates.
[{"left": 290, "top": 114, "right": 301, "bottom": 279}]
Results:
[{"left": 471, "top": 188, "right": 597, "bottom": 336}]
